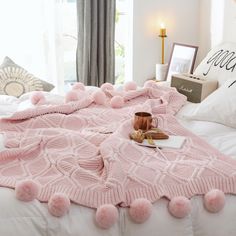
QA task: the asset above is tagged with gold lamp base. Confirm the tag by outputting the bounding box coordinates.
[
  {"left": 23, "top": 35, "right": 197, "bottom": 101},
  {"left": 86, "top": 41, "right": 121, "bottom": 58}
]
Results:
[{"left": 158, "top": 35, "right": 167, "bottom": 64}]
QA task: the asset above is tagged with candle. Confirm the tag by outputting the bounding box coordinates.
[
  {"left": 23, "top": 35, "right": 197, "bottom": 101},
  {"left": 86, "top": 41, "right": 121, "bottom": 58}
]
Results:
[{"left": 160, "top": 23, "right": 166, "bottom": 36}]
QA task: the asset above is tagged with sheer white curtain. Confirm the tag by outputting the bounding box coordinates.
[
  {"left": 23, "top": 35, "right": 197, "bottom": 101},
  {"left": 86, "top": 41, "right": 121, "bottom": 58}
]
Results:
[{"left": 0, "top": 0, "right": 67, "bottom": 93}]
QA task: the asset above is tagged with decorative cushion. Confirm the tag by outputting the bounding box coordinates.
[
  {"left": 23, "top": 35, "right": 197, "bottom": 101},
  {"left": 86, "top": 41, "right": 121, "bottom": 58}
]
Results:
[
  {"left": 0, "top": 57, "right": 54, "bottom": 97},
  {"left": 194, "top": 42, "right": 236, "bottom": 86},
  {"left": 184, "top": 78, "right": 236, "bottom": 128}
]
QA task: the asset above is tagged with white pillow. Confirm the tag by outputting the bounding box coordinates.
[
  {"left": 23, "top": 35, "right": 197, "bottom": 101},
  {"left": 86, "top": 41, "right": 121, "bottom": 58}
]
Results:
[
  {"left": 194, "top": 42, "right": 236, "bottom": 86},
  {"left": 184, "top": 78, "right": 236, "bottom": 128},
  {"left": 0, "top": 92, "right": 65, "bottom": 118},
  {"left": 0, "top": 95, "right": 19, "bottom": 118}
]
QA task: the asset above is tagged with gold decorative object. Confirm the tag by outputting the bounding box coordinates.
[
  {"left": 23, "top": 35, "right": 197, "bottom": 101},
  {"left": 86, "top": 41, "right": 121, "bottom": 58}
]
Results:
[{"left": 158, "top": 23, "right": 167, "bottom": 64}]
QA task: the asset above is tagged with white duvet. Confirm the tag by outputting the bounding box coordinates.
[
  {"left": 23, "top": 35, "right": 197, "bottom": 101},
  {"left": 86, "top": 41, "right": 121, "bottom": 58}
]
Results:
[{"left": 0, "top": 93, "right": 236, "bottom": 236}]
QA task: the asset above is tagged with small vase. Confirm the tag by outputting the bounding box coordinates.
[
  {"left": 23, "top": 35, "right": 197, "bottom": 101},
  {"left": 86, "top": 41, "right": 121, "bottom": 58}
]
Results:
[{"left": 155, "top": 63, "right": 168, "bottom": 81}]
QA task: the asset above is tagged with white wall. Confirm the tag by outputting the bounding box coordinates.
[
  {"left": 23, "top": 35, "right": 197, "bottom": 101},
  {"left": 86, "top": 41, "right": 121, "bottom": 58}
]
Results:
[
  {"left": 198, "top": 0, "right": 212, "bottom": 64},
  {"left": 131, "top": 0, "right": 200, "bottom": 85},
  {"left": 223, "top": 0, "right": 236, "bottom": 42},
  {"left": 198, "top": 0, "right": 236, "bottom": 62}
]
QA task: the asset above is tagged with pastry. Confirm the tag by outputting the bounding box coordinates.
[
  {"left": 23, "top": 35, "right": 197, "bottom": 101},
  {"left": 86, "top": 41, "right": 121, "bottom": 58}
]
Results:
[
  {"left": 129, "top": 130, "right": 145, "bottom": 143},
  {"left": 144, "top": 128, "right": 169, "bottom": 140}
]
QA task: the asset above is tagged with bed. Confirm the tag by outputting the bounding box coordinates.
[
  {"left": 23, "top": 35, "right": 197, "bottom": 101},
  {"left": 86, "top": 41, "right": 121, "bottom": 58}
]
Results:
[
  {"left": 0, "top": 42, "right": 236, "bottom": 236},
  {"left": 0, "top": 87, "right": 235, "bottom": 236}
]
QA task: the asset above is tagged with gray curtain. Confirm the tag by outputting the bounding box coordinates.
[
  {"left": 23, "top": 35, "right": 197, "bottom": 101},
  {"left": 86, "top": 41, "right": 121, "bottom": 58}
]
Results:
[{"left": 76, "top": 0, "right": 116, "bottom": 86}]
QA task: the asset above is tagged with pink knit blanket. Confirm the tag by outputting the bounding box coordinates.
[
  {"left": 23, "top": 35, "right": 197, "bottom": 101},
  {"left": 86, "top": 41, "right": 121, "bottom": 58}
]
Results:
[{"left": 0, "top": 85, "right": 236, "bottom": 208}]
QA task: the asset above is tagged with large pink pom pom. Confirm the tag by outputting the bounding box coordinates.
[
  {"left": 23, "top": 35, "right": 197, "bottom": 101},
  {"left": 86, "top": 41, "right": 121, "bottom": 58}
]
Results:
[
  {"left": 15, "top": 179, "right": 39, "bottom": 202},
  {"left": 48, "top": 193, "right": 71, "bottom": 217},
  {"left": 72, "top": 82, "right": 85, "bottom": 91},
  {"left": 92, "top": 90, "right": 106, "bottom": 105},
  {"left": 95, "top": 204, "right": 118, "bottom": 229},
  {"left": 124, "top": 81, "right": 137, "bottom": 91},
  {"left": 143, "top": 80, "right": 156, "bottom": 88},
  {"left": 129, "top": 198, "right": 152, "bottom": 223},
  {"left": 168, "top": 196, "right": 191, "bottom": 218},
  {"left": 204, "top": 189, "right": 225, "bottom": 213},
  {"left": 65, "top": 90, "right": 79, "bottom": 103},
  {"left": 30, "top": 92, "right": 46, "bottom": 105},
  {"left": 110, "top": 96, "right": 124, "bottom": 108},
  {"left": 101, "top": 83, "right": 114, "bottom": 92}
]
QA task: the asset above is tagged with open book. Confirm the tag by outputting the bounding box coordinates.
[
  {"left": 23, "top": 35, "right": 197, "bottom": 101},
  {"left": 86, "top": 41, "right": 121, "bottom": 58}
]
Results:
[{"left": 135, "top": 135, "right": 186, "bottom": 149}]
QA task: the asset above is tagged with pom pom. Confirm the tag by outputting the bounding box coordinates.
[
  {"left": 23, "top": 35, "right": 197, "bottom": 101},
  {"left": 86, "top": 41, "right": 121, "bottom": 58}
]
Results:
[
  {"left": 110, "top": 96, "right": 124, "bottom": 108},
  {"left": 92, "top": 90, "right": 106, "bottom": 105},
  {"left": 65, "top": 90, "right": 79, "bottom": 103},
  {"left": 101, "top": 83, "right": 114, "bottom": 92},
  {"left": 72, "top": 82, "right": 85, "bottom": 91},
  {"left": 129, "top": 198, "right": 152, "bottom": 223},
  {"left": 124, "top": 81, "right": 137, "bottom": 91},
  {"left": 204, "top": 189, "right": 225, "bottom": 213},
  {"left": 15, "top": 179, "right": 39, "bottom": 202},
  {"left": 48, "top": 193, "right": 70, "bottom": 217},
  {"left": 168, "top": 196, "right": 191, "bottom": 218},
  {"left": 30, "top": 92, "right": 46, "bottom": 105},
  {"left": 143, "top": 80, "right": 156, "bottom": 88},
  {"left": 95, "top": 204, "right": 118, "bottom": 229}
]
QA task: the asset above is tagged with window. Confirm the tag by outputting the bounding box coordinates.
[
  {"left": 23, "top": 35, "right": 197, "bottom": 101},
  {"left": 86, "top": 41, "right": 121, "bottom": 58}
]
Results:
[
  {"left": 0, "top": 0, "right": 131, "bottom": 90},
  {"left": 0, "top": 0, "right": 77, "bottom": 93},
  {"left": 61, "top": 0, "right": 77, "bottom": 85},
  {"left": 115, "top": 0, "right": 132, "bottom": 84}
]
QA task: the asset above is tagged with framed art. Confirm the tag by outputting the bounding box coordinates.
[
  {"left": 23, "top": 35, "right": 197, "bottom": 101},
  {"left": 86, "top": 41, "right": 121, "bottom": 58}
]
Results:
[{"left": 166, "top": 43, "right": 198, "bottom": 81}]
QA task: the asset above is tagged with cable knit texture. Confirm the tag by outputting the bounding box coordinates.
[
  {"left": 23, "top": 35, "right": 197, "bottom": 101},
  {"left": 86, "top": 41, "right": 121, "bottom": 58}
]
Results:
[{"left": 0, "top": 85, "right": 235, "bottom": 209}]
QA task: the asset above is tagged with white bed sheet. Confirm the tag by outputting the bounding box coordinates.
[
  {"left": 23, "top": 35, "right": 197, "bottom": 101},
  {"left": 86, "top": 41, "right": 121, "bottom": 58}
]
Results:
[
  {"left": 0, "top": 95, "right": 236, "bottom": 236},
  {"left": 177, "top": 102, "right": 236, "bottom": 159}
]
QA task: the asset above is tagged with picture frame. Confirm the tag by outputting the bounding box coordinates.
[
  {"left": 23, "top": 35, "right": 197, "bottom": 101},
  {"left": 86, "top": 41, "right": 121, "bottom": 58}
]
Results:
[{"left": 165, "top": 43, "right": 198, "bottom": 81}]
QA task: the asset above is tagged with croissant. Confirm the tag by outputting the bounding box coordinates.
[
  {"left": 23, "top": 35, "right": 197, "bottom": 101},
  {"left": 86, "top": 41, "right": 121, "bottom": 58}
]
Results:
[{"left": 129, "top": 129, "right": 145, "bottom": 143}]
